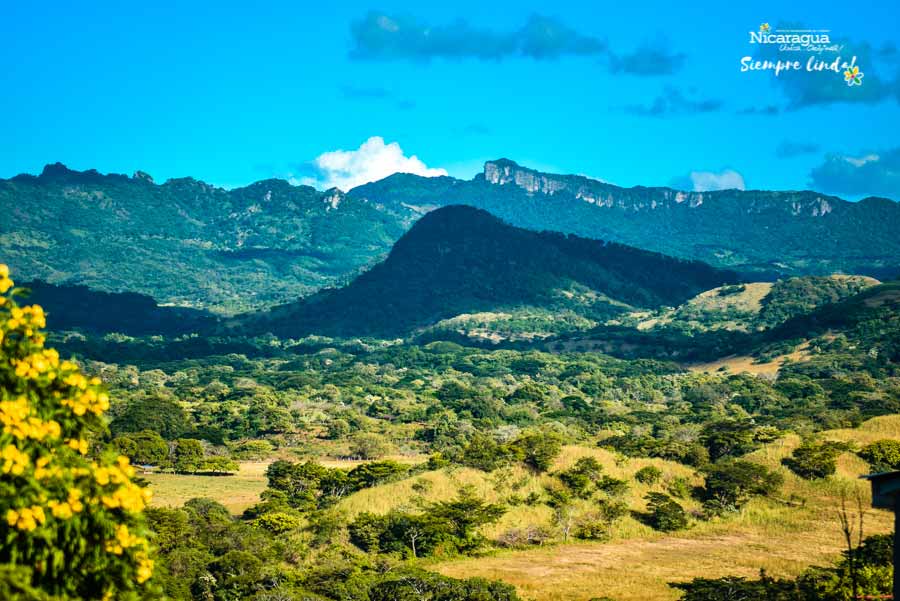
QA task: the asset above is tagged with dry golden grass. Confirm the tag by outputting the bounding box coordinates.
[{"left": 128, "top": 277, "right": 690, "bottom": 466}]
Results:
[
  {"left": 143, "top": 417, "right": 900, "bottom": 600},
  {"left": 144, "top": 461, "right": 271, "bottom": 514},
  {"left": 145, "top": 454, "right": 427, "bottom": 515},
  {"left": 429, "top": 417, "right": 900, "bottom": 601},
  {"left": 336, "top": 446, "right": 702, "bottom": 539},
  {"left": 688, "top": 343, "right": 810, "bottom": 377}
]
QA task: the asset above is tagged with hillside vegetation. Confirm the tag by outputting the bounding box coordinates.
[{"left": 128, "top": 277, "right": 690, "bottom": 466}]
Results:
[
  {"left": 5, "top": 160, "right": 900, "bottom": 315},
  {"left": 245, "top": 206, "right": 738, "bottom": 338}
]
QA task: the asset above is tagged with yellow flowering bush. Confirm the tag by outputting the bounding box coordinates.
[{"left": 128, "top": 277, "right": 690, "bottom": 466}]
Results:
[{"left": 0, "top": 265, "right": 156, "bottom": 599}]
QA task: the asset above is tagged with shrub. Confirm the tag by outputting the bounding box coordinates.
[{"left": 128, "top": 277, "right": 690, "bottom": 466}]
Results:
[
  {"left": 458, "top": 432, "right": 512, "bottom": 472},
  {"left": 231, "top": 439, "right": 274, "bottom": 460},
  {"left": 497, "top": 525, "right": 553, "bottom": 548},
  {"left": 782, "top": 440, "right": 850, "bottom": 479},
  {"left": 596, "top": 475, "right": 629, "bottom": 498},
  {"left": 858, "top": 439, "right": 900, "bottom": 472},
  {"left": 643, "top": 492, "right": 689, "bottom": 532},
  {"left": 634, "top": 465, "right": 663, "bottom": 485},
  {"left": 702, "top": 460, "right": 783, "bottom": 511},
  {"left": 558, "top": 456, "right": 604, "bottom": 498},
  {"left": 509, "top": 431, "right": 563, "bottom": 473},
  {"left": 575, "top": 499, "right": 628, "bottom": 540},
  {"left": 253, "top": 511, "right": 302, "bottom": 534},
  {"left": 0, "top": 264, "right": 156, "bottom": 598},
  {"left": 349, "top": 433, "right": 391, "bottom": 460},
  {"left": 666, "top": 476, "right": 692, "bottom": 499}
]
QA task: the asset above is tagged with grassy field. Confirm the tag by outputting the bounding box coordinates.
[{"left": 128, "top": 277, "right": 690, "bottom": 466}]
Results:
[
  {"left": 687, "top": 342, "right": 811, "bottom": 377},
  {"left": 431, "top": 421, "right": 898, "bottom": 601},
  {"left": 144, "top": 454, "right": 427, "bottom": 514},
  {"left": 143, "top": 461, "right": 271, "bottom": 514}
]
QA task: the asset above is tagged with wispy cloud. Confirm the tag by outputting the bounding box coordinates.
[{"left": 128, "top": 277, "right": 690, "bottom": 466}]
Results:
[
  {"left": 737, "top": 105, "right": 780, "bottom": 116},
  {"left": 350, "top": 12, "right": 607, "bottom": 62},
  {"left": 609, "top": 39, "right": 686, "bottom": 76},
  {"left": 625, "top": 86, "right": 722, "bottom": 116},
  {"left": 809, "top": 148, "right": 900, "bottom": 199},
  {"left": 670, "top": 169, "right": 746, "bottom": 192},
  {"left": 339, "top": 85, "right": 415, "bottom": 110},
  {"left": 340, "top": 85, "right": 390, "bottom": 99}
]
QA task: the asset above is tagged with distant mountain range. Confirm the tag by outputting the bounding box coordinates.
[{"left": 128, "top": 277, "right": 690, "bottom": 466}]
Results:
[
  {"left": 3, "top": 160, "right": 899, "bottom": 313},
  {"left": 352, "top": 159, "right": 900, "bottom": 281},
  {"left": 1, "top": 163, "right": 405, "bottom": 313},
  {"left": 239, "top": 206, "right": 739, "bottom": 338}
]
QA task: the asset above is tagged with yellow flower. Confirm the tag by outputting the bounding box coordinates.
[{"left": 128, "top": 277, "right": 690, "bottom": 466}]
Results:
[
  {"left": 1, "top": 444, "right": 29, "bottom": 475},
  {"left": 6, "top": 506, "right": 47, "bottom": 531},
  {"left": 67, "top": 438, "right": 89, "bottom": 455},
  {"left": 136, "top": 555, "right": 154, "bottom": 583}
]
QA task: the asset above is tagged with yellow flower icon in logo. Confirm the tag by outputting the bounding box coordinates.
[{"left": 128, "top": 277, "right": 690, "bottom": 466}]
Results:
[
  {"left": 759, "top": 23, "right": 771, "bottom": 33},
  {"left": 844, "top": 66, "right": 864, "bottom": 86}
]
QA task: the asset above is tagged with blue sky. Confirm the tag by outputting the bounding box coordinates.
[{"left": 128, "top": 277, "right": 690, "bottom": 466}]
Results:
[{"left": 2, "top": 0, "right": 899, "bottom": 198}]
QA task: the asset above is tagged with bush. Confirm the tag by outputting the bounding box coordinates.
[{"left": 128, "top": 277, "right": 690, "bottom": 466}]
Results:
[
  {"left": 253, "top": 511, "right": 302, "bottom": 534},
  {"left": 509, "top": 431, "right": 563, "bottom": 473},
  {"left": 596, "top": 475, "right": 629, "bottom": 498},
  {"left": 643, "top": 492, "right": 689, "bottom": 532},
  {"left": 782, "top": 441, "right": 850, "bottom": 479},
  {"left": 558, "top": 456, "right": 604, "bottom": 498},
  {"left": 231, "top": 439, "right": 274, "bottom": 460},
  {"left": 666, "top": 476, "right": 692, "bottom": 499},
  {"left": 575, "top": 500, "right": 628, "bottom": 540},
  {"left": 0, "top": 264, "right": 156, "bottom": 598},
  {"left": 634, "top": 465, "right": 663, "bottom": 485},
  {"left": 497, "top": 525, "right": 553, "bottom": 548},
  {"left": 349, "top": 433, "right": 391, "bottom": 460},
  {"left": 858, "top": 439, "right": 900, "bottom": 472},
  {"left": 702, "top": 460, "right": 783, "bottom": 511}
]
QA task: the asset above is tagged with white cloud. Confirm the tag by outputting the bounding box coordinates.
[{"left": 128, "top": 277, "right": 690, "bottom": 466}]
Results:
[
  {"left": 295, "top": 136, "right": 448, "bottom": 191},
  {"left": 843, "top": 153, "right": 879, "bottom": 167},
  {"left": 688, "top": 169, "right": 746, "bottom": 192}
]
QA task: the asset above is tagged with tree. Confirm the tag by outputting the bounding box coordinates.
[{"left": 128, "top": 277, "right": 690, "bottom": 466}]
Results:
[
  {"left": 643, "top": 492, "right": 689, "bottom": 532},
  {"left": 172, "top": 439, "right": 204, "bottom": 473},
  {"left": 349, "top": 432, "right": 391, "bottom": 460},
  {"left": 115, "top": 430, "right": 170, "bottom": 467},
  {"left": 510, "top": 431, "right": 563, "bottom": 473},
  {"left": 0, "top": 264, "right": 156, "bottom": 598},
  {"left": 782, "top": 441, "right": 849, "bottom": 480},
  {"left": 110, "top": 394, "right": 189, "bottom": 440},
  {"left": 325, "top": 418, "right": 350, "bottom": 440},
  {"left": 702, "top": 460, "right": 783, "bottom": 511},
  {"left": 700, "top": 420, "right": 760, "bottom": 462},
  {"left": 426, "top": 488, "right": 506, "bottom": 550},
  {"left": 634, "top": 465, "right": 663, "bottom": 485},
  {"left": 575, "top": 499, "right": 628, "bottom": 540},
  {"left": 459, "top": 431, "right": 512, "bottom": 472},
  {"left": 558, "top": 456, "right": 604, "bottom": 498}
]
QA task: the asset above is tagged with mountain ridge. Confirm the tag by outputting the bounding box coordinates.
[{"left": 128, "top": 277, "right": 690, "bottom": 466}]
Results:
[{"left": 3, "top": 160, "right": 900, "bottom": 314}]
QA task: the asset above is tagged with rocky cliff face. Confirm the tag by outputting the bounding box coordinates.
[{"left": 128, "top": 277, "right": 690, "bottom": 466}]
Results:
[{"left": 482, "top": 159, "right": 837, "bottom": 217}]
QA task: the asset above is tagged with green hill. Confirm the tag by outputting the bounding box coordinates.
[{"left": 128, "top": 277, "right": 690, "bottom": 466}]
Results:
[
  {"left": 242, "top": 206, "right": 739, "bottom": 338},
  {"left": 1, "top": 163, "right": 404, "bottom": 313}
]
